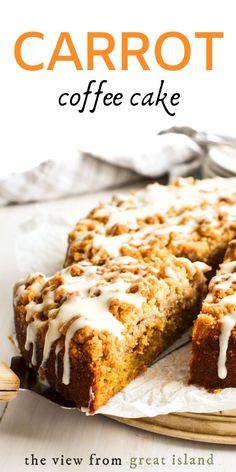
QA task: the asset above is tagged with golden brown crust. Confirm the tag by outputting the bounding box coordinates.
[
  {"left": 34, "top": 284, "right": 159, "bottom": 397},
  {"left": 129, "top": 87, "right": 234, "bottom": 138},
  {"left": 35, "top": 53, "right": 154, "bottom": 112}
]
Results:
[{"left": 14, "top": 253, "right": 208, "bottom": 412}]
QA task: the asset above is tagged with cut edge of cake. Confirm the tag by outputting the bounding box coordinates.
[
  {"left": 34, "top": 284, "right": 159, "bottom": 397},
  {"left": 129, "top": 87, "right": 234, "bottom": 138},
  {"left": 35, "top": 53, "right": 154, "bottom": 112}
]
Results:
[{"left": 190, "top": 239, "right": 236, "bottom": 389}]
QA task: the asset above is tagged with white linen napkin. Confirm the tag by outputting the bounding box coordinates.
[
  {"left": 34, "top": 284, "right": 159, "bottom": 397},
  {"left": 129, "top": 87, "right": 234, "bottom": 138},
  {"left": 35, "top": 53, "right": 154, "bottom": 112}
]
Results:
[{"left": 0, "top": 127, "right": 229, "bottom": 206}]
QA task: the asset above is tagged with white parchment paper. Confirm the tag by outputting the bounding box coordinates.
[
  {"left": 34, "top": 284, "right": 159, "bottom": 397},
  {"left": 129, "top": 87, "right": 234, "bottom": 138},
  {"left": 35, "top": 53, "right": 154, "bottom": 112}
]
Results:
[{"left": 15, "top": 209, "right": 236, "bottom": 418}]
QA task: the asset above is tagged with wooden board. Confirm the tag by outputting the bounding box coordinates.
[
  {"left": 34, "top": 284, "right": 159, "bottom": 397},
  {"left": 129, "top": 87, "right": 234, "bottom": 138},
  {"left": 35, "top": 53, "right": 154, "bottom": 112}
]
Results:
[{"left": 110, "top": 409, "right": 236, "bottom": 444}]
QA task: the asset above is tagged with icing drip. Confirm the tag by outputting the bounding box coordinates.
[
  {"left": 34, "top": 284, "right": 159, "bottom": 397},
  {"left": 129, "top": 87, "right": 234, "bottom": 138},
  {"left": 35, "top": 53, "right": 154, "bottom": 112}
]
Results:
[
  {"left": 218, "top": 312, "right": 236, "bottom": 379},
  {"left": 207, "top": 258, "right": 236, "bottom": 380},
  {"left": 54, "top": 343, "right": 61, "bottom": 377},
  {"left": 25, "top": 319, "right": 47, "bottom": 366}
]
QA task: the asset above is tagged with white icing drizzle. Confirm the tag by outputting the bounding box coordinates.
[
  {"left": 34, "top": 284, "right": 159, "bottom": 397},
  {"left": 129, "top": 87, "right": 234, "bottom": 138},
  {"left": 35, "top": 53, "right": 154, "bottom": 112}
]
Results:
[
  {"left": 216, "top": 278, "right": 236, "bottom": 292},
  {"left": 212, "top": 273, "right": 236, "bottom": 293},
  {"left": 19, "top": 258, "right": 147, "bottom": 384},
  {"left": 18, "top": 254, "right": 207, "bottom": 385},
  {"left": 219, "top": 261, "right": 236, "bottom": 273},
  {"left": 93, "top": 233, "right": 130, "bottom": 257},
  {"left": 14, "top": 284, "right": 26, "bottom": 302},
  {"left": 17, "top": 177, "right": 236, "bottom": 390},
  {"left": 31, "top": 277, "right": 47, "bottom": 294},
  {"left": 193, "top": 261, "right": 211, "bottom": 273},
  {"left": 177, "top": 257, "right": 196, "bottom": 275},
  {"left": 45, "top": 277, "right": 143, "bottom": 385},
  {"left": 91, "top": 178, "right": 236, "bottom": 230},
  {"left": 71, "top": 195, "right": 236, "bottom": 260},
  {"left": 54, "top": 343, "right": 61, "bottom": 377},
  {"left": 164, "top": 266, "right": 178, "bottom": 279},
  {"left": 14, "top": 273, "right": 46, "bottom": 303},
  {"left": 25, "top": 319, "right": 47, "bottom": 366},
  {"left": 218, "top": 294, "right": 236, "bottom": 306},
  {"left": 218, "top": 312, "right": 236, "bottom": 379},
  {"left": 26, "top": 290, "right": 55, "bottom": 322},
  {"left": 206, "top": 255, "right": 236, "bottom": 379}
]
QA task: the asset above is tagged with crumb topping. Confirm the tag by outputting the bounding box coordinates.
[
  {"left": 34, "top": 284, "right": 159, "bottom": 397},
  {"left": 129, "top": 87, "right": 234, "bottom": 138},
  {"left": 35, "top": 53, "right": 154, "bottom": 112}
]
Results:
[
  {"left": 14, "top": 253, "right": 208, "bottom": 386},
  {"left": 66, "top": 177, "right": 236, "bottom": 265}
]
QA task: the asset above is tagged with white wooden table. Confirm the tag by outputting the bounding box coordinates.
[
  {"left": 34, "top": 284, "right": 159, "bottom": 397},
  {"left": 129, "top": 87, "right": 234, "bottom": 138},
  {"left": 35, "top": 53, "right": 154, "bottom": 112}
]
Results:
[{"left": 0, "top": 188, "right": 235, "bottom": 472}]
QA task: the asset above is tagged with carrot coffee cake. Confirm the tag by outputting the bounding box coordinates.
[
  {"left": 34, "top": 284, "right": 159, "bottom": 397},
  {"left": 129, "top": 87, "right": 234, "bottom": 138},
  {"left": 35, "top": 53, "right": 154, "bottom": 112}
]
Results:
[
  {"left": 65, "top": 177, "right": 236, "bottom": 270},
  {"left": 14, "top": 253, "right": 208, "bottom": 412},
  {"left": 14, "top": 177, "right": 236, "bottom": 411},
  {"left": 190, "top": 239, "right": 236, "bottom": 389}
]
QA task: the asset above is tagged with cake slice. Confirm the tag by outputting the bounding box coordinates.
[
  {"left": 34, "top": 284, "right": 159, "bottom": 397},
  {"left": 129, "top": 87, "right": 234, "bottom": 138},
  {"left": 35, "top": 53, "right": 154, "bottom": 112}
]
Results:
[
  {"left": 65, "top": 177, "right": 236, "bottom": 270},
  {"left": 190, "top": 240, "right": 236, "bottom": 389},
  {"left": 14, "top": 252, "right": 209, "bottom": 412}
]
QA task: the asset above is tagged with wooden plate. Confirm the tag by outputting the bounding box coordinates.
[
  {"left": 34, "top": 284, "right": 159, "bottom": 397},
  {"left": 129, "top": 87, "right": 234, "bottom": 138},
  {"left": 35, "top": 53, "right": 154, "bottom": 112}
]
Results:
[{"left": 110, "top": 409, "right": 236, "bottom": 444}]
